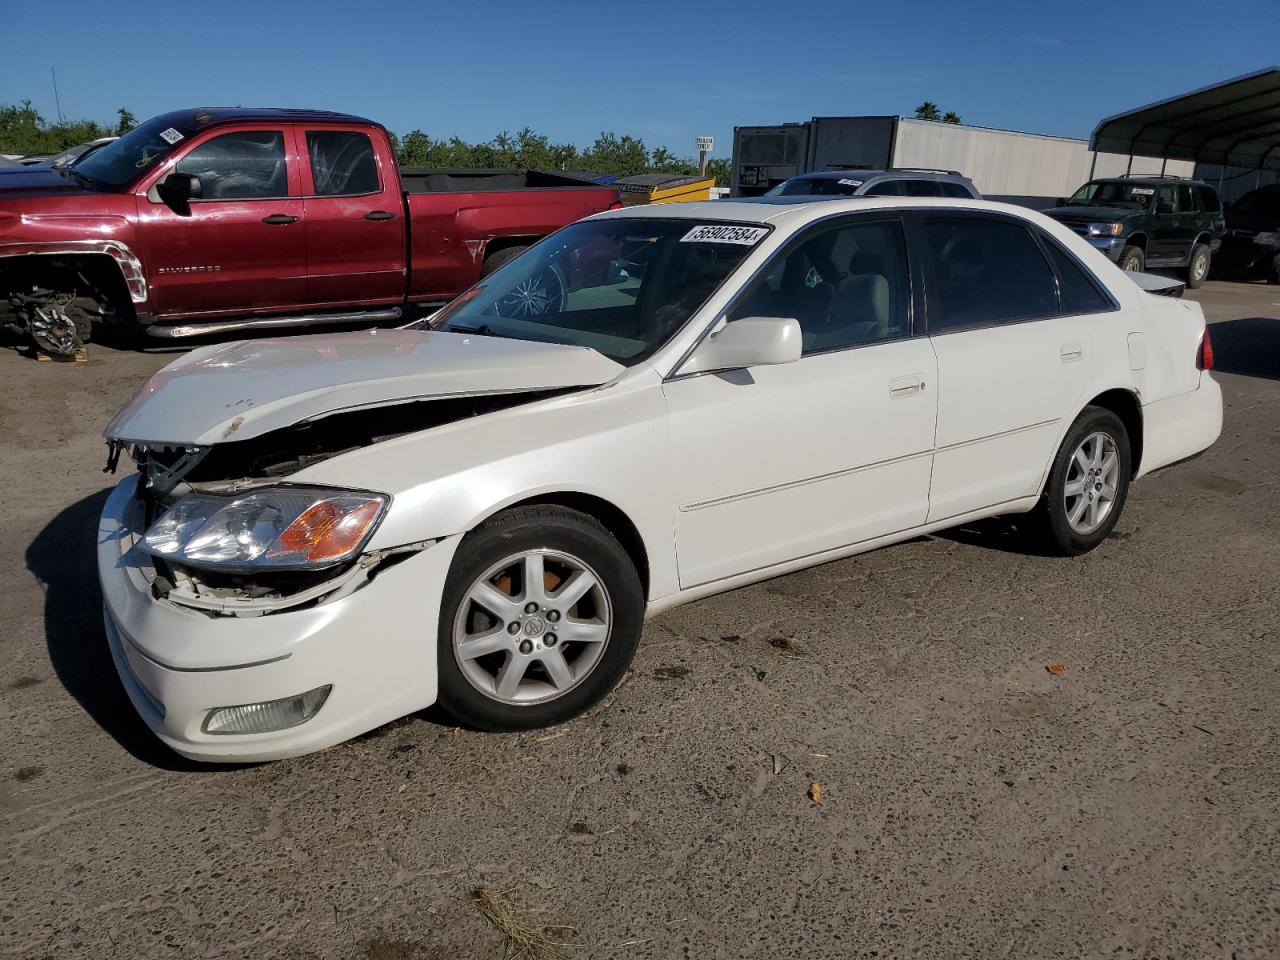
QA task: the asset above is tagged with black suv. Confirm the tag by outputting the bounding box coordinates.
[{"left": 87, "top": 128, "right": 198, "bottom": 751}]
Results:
[
  {"left": 1047, "top": 176, "right": 1225, "bottom": 288},
  {"left": 1217, "top": 184, "right": 1280, "bottom": 283}
]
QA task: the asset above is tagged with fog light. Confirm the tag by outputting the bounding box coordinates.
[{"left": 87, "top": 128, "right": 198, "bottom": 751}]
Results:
[{"left": 202, "top": 685, "right": 331, "bottom": 735}]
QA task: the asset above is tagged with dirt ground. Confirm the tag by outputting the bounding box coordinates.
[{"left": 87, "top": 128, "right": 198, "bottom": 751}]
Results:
[{"left": 1, "top": 280, "right": 1277, "bottom": 960}]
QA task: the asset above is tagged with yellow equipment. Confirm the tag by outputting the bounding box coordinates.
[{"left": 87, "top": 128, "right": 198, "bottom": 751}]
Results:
[{"left": 616, "top": 173, "right": 716, "bottom": 205}]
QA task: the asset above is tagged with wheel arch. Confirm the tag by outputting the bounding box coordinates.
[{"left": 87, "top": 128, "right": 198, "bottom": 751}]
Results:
[
  {"left": 482, "top": 235, "right": 542, "bottom": 262},
  {"left": 474, "top": 491, "right": 651, "bottom": 598},
  {"left": 1125, "top": 233, "right": 1147, "bottom": 251},
  {"left": 1083, "top": 387, "right": 1144, "bottom": 475},
  {"left": 0, "top": 243, "right": 146, "bottom": 311}
]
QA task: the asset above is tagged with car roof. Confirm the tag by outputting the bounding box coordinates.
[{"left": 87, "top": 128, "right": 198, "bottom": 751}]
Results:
[
  {"left": 1092, "top": 176, "right": 1210, "bottom": 187},
  {"left": 596, "top": 196, "right": 1038, "bottom": 227},
  {"left": 151, "top": 107, "right": 378, "bottom": 131},
  {"left": 791, "top": 168, "right": 965, "bottom": 181}
]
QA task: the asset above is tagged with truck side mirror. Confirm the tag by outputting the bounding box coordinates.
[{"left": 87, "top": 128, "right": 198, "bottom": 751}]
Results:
[{"left": 157, "top": 171, "right": 202, "bottom": 206}]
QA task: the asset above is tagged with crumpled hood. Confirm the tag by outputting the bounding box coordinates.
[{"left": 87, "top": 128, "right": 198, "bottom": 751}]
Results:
[
  {"left": 1047, "top": 204, "right": 1140, "bottom": 223},
  {"left": 105, "top": 328, "right": 626, "bottom": 446}
]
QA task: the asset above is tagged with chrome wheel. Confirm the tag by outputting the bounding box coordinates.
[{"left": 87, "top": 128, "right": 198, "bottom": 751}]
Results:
[
  {"left": 1192, "top": 250, "right": 1209, "bottom": 282},
  {"left": 452, "top": 548, "right": 611, "bottom": 705},
  {"left": 1064, "top": 431, "right": 1120, "bottom": 534},
  {"left": 493, "top": 265, "right": 566, "bottom": 319}
]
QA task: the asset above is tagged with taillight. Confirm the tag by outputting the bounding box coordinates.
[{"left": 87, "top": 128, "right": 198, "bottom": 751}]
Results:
[
  {"left": 608, "top": 200, "right": 624, "bottom": 211},
  {"left": 1197, "top": 327, "right": 1214, "bottom": 371}
]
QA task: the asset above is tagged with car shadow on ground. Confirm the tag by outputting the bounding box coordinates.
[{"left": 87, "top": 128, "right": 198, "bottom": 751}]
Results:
[
  {"left": 934, "top": 515, "right": 1063, "bottom": 557},
  {"left": 26, "top": 488, "right": 221, "bottom": 772},
  {"left": 1208, "top": 316, "right": 1280, "bottom": 380}
]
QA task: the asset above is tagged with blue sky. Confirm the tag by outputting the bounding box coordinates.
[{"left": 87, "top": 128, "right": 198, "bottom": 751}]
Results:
[{"left": 3, "top": 0, "right": 1277, "bottom": 159}]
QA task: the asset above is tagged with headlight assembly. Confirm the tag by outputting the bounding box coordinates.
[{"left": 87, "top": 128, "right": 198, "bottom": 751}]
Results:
[
  {"left": 1087, "top": 223, "right": 1125, "bottom": 237},
  {"left": 1252, "top": 231, "right": 1278, "bottom": 246},
  {"left": 142, "top": 487, "right": 387, "bottom": 571}
]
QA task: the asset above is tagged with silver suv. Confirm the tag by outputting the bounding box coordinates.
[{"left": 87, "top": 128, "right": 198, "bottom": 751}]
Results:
[{"left": 766, "top": 168, "right": 982, "bottom": 199}]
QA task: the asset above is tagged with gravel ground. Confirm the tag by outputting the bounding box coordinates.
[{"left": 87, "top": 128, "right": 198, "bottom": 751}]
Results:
[{"left": 1, "top": 280, "right": 1277, "bottom": 959}]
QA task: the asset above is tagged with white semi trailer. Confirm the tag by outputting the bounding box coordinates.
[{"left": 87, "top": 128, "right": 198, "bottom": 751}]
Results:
[{"left": 731, "top": 116, "right": 1194, "bottom": 207}]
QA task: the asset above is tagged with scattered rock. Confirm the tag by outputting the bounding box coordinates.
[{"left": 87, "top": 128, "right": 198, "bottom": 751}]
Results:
[
  {"left": 653, "top": 665, "right": 689, "bottom": 680},
  {"left": 15, "top": 765, "right": 44, "bottom": 782},
  {"left": 768, "top": 636, "right": 810, "bottom": 656}
]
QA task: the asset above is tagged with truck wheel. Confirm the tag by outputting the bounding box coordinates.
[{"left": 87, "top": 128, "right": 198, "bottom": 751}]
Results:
[
  {"left": 27, "top": 296, "right": 96, "bottom": 357},
  {"left": 480, "top": 244, "right": 530, "bottom": 278},
  {"left": 1185, "top": 244, "right": 1210, "bottom": 289},
  {"left": 1118, "top": 246, "right": 1145, "bottom": 273},
  {"left": 1268, "top": 254, "right": 1280, "bottom": 285},
  {"left": 437, "top": 505, "right": 644, "bottom": 731}
]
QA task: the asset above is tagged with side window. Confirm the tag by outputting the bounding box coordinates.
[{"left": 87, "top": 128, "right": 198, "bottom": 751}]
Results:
[
  {"left": 863, "top": 180, "right": 901, "bottom": 196},
  {"left": 919, "top": 217, "right": 1058, "bottom": 330},
  {"left": 1040, "top": 238, "right": 1114, "bottom": 315},
  {"left": 306, "top": 130, "right": 380, "bottom": 196},
  {"left": 1157, "top": 185, "right": 1177, "bottom": 213},
  {"left": 729, "top": 218, "right": 911, "bottom": 354},
  {"left": 903, "top": 179, "right": 942, "bottom": 197},
  {"left": 1197, "top": 186, "right": 1222, "bottom": 213},
  {"left": 1177, "top": 185, "right": 1198, "bottom": 212},
  {"left": 939, "top": 181, "right": 974, "bottom": 199},
  {"left": 176, "top": 131, "right": 287, "bottom": 200}
]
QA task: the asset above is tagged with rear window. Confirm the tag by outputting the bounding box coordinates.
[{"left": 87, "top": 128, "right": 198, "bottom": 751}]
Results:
[
  {"left": 306, "top": 130, "right": 380, "bottom": 196},
  {"left": 920, "top": 217, "right": 1058, "bottom": 330}
]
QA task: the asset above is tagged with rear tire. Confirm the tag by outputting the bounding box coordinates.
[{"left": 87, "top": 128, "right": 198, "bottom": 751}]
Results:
[
  {"left": 1118, "top": 245, "right": 1145, "bottom": 273},
  {"left": 1185, "top": 243, "right": 1210, "bottom": 289},
  {"left": 480, "top": 244, "right": 531, "bottom": 278},
  {"left": 1267, "top": 253, "right": 1280, "bottom": 285},
  {"left": 1028, "top": 406, "right": 1132, "bottom": 556},
  {"left": 437, "top": 505, "right": 643, "bottom": 731}
]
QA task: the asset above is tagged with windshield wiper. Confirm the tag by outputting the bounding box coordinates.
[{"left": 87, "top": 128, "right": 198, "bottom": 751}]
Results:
[{"left": 443, "top": 322, "right": 502, "bottom": 337}]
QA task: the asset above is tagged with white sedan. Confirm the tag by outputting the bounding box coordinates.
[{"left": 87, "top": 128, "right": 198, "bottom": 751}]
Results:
[{"left": 98, "top": 197, "right": 1222, "bottom": 762}]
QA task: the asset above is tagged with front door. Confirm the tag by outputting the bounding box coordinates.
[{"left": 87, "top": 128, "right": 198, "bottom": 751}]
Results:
[
  {"left": 663, "top": 215, "right": 938, "bottom": 588},
  {"left": 915, "top": 213, "right": 1095, "bottom": 521},
  {"left": 1149, "top": 184, "right": 1186, "bottom": 264},
  {"left": 138, "top": 127, "right": 307, "bottom": 317},
  {"left": 300, "top": 127, "right": 406, "bottom": 306}
]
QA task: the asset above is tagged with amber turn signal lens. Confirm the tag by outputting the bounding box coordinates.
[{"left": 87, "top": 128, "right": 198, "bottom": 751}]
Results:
[{"left": 272, "top": 498, "right": 383, "bottom": 563}]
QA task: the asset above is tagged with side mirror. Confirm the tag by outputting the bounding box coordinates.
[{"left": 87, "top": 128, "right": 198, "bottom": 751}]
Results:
[
  {"left": 1055, "top": 197, "right": 1068, "bottom": 207},
  {"left": 157, "top": 171, "right": 202, "bottom": 206},
  {"left": 1156, "top": 200, "right": 1175, "bottom": 214},
  {"left": 680, "top": 317, "right": 802, "bottom": 375}
]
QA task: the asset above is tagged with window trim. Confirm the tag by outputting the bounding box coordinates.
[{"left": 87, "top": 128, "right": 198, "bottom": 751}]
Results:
[
  {"left": 174, "top": 128, "right": 293, "bottom": 203},
  {"left": 909, "top": 210, "right": 1071, "bottom": 336},
  {"left": 301, "top": 127, "right": 384, "bottom": 199},
  {"left": 1029, "top": 228, "right": 1121, "bottom": 318},
  {"left": 721, "top": 212, "right": 917, "bottom": 360}
]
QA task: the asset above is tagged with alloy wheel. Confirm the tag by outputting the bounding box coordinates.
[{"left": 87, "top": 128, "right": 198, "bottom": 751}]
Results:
[{"left": 1063, "top": 431, "right": 1120, "bottom": 534}]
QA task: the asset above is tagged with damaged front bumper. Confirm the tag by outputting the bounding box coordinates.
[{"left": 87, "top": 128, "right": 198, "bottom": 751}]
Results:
[{"left": 98, "top": 474, "right": 461, "bottom": 762}]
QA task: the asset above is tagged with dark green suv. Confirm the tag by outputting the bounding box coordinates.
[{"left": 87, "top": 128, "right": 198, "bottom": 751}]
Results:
[{"left": 1047, "top": 176, "right": 1225, "bottom": 288}]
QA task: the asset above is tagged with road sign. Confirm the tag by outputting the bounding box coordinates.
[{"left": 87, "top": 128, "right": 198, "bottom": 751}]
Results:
[{"left": 695, "top": 136, "right": 714, "bottom": 153}]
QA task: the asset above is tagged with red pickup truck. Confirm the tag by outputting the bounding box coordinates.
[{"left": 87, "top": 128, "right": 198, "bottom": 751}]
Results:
[{"left": 0, "top": 108, "right": 621, "bottom": 355}]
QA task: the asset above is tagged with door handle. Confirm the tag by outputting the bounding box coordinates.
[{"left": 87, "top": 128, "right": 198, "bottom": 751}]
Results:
[
  {"left": 364, "top": 210, "right": 397, "bottom": 221},
  {"left": 262, "top": 214, "right": 298, "bottom": 225},
  {"left": 1060, "top": 343, "right": 1084, "bottom": 363},
  {"left": 889, "top": 375, "right": 926, "bottom": 398}
]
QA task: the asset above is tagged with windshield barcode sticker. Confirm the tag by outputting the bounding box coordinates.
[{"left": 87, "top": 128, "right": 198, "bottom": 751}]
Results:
[
  {"left": 159, "top": 128, "right": 184, "bottom": 145},
  {"left": 1130, "top": 187, "right": 1155, "bottom": 196},
  {"left": 838, "top": 178, "right": 864, "bottom": 187},
  {"left": 680, "top": 225, "right": 768, "bottom": 245}
]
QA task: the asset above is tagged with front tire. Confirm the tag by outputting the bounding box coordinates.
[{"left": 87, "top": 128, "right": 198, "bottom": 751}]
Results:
[
  {"left": 437, "top": 505, "right": 643, "bottom": 731},
  {"left": 1185, "top": 243, "right": 1211, "bottom": 289},
  {"left": 1118, "top": 245, "right": 1145, "bottom": 273},
  {"left": 1029, "top": 406, "right": 1132, "bottom": 556}
]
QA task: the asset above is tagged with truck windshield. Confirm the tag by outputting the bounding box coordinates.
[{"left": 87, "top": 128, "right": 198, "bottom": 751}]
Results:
[
  {"left": 72, "top": 115, "right": 196, "bottom": 189},
  {"left": 429, "top": 219, "right": 766, "bottom": 365},
  {"left": 1069, "top": 181, "right": 1154, "bottom": 209}
]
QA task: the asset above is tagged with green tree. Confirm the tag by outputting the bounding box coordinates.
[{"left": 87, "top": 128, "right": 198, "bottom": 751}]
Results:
[
  {"left": 942, "top": 111, "right": 962, "bottom": 124},
  {"left": 914, "top": 101, "right": 942, "bottom": 121},
  {"left": 116, "top": 107, "right": 137, "bottom": 135}
]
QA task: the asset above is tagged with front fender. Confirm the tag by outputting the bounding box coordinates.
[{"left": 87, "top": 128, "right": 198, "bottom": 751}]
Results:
[{"left": 0, "top": 238, "right": 148, "bottom": 304}]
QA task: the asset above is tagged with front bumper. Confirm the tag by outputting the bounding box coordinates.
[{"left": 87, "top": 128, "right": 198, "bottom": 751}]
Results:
[
  {"left": 98, "top": 475, "right": 461, "bottom": 762},
  {"left": 1086, "top": 236, "right": 1127, "bottom": 262}
]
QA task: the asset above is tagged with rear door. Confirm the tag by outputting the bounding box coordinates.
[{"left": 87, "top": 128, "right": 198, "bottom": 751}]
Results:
[
  {"left": 915, "top": 213, "right": 1096, "bottom": 521},
  {"left": 138, "top": 126, "right": 307, "bottom": 316},
  {"left": 1149, "top": 185, "right": 1184, "bottom": 262},
  {"left": 300, "top": 126, "right": 406, "bottom": 306}
]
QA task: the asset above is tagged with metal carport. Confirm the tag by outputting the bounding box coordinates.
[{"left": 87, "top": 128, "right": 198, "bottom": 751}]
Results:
[{"left": 1090, "top": 67, "right": 1280, "bottom": 182}]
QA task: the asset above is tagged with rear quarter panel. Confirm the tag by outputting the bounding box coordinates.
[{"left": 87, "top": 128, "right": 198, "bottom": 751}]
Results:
[{"left": 405, "top": 188, "right": 618, "bottom": 301}]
